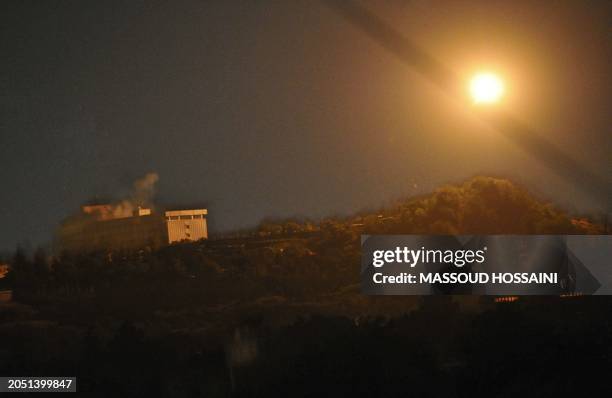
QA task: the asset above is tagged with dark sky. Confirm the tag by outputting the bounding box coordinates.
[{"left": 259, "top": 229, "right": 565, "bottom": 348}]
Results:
[{"left": 1, "top": 0, "right": 610, "bottom": 251}]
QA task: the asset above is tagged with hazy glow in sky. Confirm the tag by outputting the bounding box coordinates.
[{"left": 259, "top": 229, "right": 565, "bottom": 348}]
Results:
[
  {"left": 470, "top": 73, "right": 504, "bottom": 104},
  {"left": 1, "top": 0, "right": 610, "bottom": 251}
]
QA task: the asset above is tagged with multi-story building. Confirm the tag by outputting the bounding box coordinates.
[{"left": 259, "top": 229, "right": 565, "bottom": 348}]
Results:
[
  {"left": 57, "top": 205, "right": 208, "bottom": 252},
  {"left": 165, "top": 209, "right": 208, "bottom": 243}
]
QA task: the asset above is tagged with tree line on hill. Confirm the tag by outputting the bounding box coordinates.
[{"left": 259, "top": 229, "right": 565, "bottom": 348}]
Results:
[
  {"left": 1, "top": 176, "right": 610, "bottom": 397},
  {"left": 4, "top": 177, "right": 603, "bottom": 306}
]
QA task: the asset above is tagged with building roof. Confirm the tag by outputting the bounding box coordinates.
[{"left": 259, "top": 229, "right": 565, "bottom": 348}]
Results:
[{"left": 165, "top": 209, "right": 208, "bottom": 217}]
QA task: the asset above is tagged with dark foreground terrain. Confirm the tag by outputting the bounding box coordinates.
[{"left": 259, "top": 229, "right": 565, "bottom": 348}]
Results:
[{"left": 1, "top": 177, "right": 609, "bottom": 397}]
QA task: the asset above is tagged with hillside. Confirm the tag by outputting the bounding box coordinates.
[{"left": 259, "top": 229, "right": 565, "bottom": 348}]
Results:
[
  {"left": 1, "top": 176, "right": 609, "bottom": 396},
  {"left": 4, "top": 177, "right": 603, "bottom": 322}
]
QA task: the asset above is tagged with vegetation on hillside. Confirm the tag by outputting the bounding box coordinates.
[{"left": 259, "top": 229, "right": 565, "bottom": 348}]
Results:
[
  {"left": 0, "top": 177, "right": 608, "bottom": 396},
  {"left": 5, "top": 177, "right": 602, "bottom": 311}
]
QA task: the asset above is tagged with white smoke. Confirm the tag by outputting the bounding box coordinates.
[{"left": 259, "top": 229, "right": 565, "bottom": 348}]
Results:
[
  {"left": 132, "top": 172, "right": 159, "bottom": 207},
  {"left": 102, "top": 172, "right": 160, "bottom": 219}
]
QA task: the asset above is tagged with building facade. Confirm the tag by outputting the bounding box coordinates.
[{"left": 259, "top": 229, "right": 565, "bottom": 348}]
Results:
[
  {"left": 57, "top": 206, "right": 208, "bottom": 252},
  {"left": 165, "top": 209, "right": 208, "bottom": 243}
]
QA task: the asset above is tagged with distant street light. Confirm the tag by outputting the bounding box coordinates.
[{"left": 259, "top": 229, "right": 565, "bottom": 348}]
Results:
[
  {"left": 470, "top": 73, "right": 504, "bottom": 104},
  {"left": 323, "top": 0, "right": 610, "bottom": 206}
]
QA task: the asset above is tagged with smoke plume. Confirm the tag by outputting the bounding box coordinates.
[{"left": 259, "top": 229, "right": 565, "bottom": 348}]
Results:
[
  {"left": 132, "top": 172, "right": 159, "bottom": 207},
  {"left": 82, "top": 172, "right": 160, "bottom": 220},
  {"left": 109, "top": 172, "right": 159, "bottom": 218}
]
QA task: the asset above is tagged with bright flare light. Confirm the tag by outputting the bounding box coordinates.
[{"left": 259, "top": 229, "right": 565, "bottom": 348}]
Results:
[{"left": 469, "top": 73, "right": 504, "bottom": 104}]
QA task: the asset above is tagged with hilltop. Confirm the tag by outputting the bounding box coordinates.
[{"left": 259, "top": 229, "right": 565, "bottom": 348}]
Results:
[
  {"left": 1, "top": 176, "right": 608, "bottom": 396},
  {"left": 253, "top": 175, "right": 602, "bottom": 237},
  {"left": 4, "top": 177, "right": 603, "bottom": 324}
]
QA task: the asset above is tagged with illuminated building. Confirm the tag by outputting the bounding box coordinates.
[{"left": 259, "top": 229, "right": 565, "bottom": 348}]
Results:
[
  {"left": 57, "top": 205, "right": 208, "bottom": 252},
  {"left": 165, "top": 209, "right": 208, "bottom": 243}
]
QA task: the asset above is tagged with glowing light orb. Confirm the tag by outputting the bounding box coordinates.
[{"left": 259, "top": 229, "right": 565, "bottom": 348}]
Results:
[{"left": 469, "top": 73, "right": 504, "bottom": 104}]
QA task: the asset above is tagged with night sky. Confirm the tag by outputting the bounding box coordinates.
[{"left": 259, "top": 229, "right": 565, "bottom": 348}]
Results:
[{"left": 1, "top": 0, "right": 610, "bottom": 251}]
